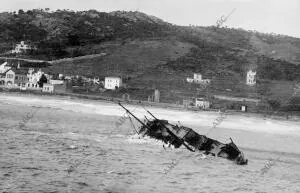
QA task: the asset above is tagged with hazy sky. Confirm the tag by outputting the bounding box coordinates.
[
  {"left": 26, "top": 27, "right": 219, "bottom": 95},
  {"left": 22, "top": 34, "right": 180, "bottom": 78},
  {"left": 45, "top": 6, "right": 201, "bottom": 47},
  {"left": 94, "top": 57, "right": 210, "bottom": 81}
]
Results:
[{"left": 1, "top": 0, "right": 300, "bottom": 38}]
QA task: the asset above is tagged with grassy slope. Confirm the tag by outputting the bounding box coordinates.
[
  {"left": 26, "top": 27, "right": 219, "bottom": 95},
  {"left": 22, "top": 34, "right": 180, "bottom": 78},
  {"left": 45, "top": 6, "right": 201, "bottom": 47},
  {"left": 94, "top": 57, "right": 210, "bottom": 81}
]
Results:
[
  {"left": 47, "top": 39, "right": 195, "bottom": 77},
  {"left": 250, "top": 33, "right": 300, "bottom": 64}
]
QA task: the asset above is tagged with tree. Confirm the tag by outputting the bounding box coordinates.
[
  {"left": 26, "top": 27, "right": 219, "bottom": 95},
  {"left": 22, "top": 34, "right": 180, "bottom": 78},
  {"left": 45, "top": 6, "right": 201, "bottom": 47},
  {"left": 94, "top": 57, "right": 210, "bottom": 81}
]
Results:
[
  {"left": 72, "top": 76, "right": 84, "bottom": 86},
  {"left": 77, "top": 76, "right": 84, "bottom": 86},
  {"left": 267, "top": 99, "right": 281, "bottom": 111},
  {"left": 67, "top": 33, "right": 80, "bottom": 46},
  {"left": 38, "top": 74, "right": 48, "bottom": 88},
  {"left": 18, "top": 9, "right": 24, "bottom": 15}
]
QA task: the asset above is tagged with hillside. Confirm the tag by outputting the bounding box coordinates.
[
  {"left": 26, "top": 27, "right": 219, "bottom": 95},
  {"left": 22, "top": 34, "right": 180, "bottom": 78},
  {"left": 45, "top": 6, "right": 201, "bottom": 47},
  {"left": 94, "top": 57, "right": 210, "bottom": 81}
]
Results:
[
  {"left": 0, "top": 9, "right": 300, "bottom": 112},
  {"left": 0, "top": 9, "right": 174, "bottom": 59}
]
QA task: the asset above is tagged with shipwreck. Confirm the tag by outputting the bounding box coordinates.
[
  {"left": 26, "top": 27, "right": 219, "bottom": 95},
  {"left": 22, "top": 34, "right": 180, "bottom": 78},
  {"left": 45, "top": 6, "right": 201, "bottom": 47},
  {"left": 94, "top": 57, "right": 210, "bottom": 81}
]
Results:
[{"left": 118, "top": 103, "right": 248, "bottom": 165}]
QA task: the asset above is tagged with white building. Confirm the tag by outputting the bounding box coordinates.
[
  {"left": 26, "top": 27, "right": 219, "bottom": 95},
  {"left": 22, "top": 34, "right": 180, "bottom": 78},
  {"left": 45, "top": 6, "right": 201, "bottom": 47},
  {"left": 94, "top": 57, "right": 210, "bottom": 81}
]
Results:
[
  {"left": 26, "top": 68, "right": 44, "bottom": 89},
  {"left": 246, "top": 70, "right": 256, "bottom": 86},
  {"left": 27, "top": 68, "right": 43, "bottom": 83},
  {"left": 50, "top": 79, "right": 64, "bottom": 85},
  {"left": 195, "top": 98, "right": 210, "bottom": 109},
  {"left": 42, "top": 84, "right": 54, "bottom": 93},
  {"left": 241, "top": 105, "right": 247, "bottom": 112},
  {"left": 11, "top": 41, "right": 34, "bottom": 54},
  {"left": 42, "top": 81, "right": 67, "bottom": 94},
  {"left": 187, "top": 73, "right": 211, "bottom": 85},
  {"left": 0, "top": 62, "right": 11, "bottom": 74},
  {"left": 4, "top": 69, "right": 15, "bottom": 87},
  {"left": 194, "top": 73, "right": 202, "bottom": 82},
  {"left": 104, "top": 77, "right": 122, "bottom": 90}
]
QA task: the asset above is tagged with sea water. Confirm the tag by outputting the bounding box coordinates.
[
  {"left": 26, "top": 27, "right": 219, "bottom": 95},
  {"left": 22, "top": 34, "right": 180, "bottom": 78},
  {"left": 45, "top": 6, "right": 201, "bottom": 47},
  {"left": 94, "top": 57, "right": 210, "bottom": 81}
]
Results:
[{"left": 0, "top": 94, "right": 300, "bottom": 193}]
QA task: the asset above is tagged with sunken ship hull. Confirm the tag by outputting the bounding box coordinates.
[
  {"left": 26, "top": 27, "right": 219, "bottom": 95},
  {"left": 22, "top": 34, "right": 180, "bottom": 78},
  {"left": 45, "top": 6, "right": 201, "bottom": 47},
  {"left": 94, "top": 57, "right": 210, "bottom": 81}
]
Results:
[{"left": 119, "top": 103, "right": 248, "bottom": 165}]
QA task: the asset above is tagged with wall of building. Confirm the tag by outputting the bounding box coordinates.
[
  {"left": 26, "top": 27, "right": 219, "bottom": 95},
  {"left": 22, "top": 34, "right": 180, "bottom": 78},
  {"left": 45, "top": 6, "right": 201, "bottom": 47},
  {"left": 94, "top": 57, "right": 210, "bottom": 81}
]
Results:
[
  {"left": 105, "top": 77, "right": 122, "bottom": 90},
  {"left": 246, "top": 70, "right": 256, "bottom": 85},
  {"left": 5, "top": 70, "right": 15, "bottom": 86},
  {"left": 43, "top": 84, "right": 54, "bottom": 93},
  {"left": 54, "top": 83, "right": 67, "bottom": 94},
  {"left": 195, "top": 100, "right": 210, "bottom": 109},
  {"left": 154, "top": 89, "right": 160, "bottom": 102}
]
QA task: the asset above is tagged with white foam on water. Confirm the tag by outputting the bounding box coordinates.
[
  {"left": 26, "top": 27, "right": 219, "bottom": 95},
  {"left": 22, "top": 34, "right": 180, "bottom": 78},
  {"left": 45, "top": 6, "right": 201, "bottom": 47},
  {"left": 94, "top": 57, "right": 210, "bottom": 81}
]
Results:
[
  {"left": 127, "top": 134, "right": 166, "bottom": 146},
  {"left": 196, "top": 153, "right": 207, "bottom": 159},
  {"left": 110, "top": 134, "right": 127, "bottom": 138}
]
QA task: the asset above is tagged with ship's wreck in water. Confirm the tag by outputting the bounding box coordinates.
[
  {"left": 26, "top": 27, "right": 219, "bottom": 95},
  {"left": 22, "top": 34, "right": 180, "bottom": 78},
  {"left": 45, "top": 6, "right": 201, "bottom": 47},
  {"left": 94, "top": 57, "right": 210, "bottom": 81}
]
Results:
[{"left": 119, "top": 103, "right": 248, "bottom": 165}]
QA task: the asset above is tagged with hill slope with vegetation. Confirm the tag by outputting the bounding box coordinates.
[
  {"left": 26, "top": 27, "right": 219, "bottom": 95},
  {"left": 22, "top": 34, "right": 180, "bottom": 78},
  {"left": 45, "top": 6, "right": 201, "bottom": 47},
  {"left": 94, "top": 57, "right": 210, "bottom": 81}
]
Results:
[{"left": 0, "top": 9, "right": 299, "bottom": 112}]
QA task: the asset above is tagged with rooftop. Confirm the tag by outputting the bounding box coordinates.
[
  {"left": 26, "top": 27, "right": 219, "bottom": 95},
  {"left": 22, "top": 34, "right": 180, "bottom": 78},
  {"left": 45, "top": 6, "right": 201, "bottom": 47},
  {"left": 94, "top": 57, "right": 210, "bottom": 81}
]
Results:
[
  {"left": 105, "top": 77, "right": 121, "bottom": 79},
  {"left": 13, "top": 68, "right": 28, "bottom": 75}
]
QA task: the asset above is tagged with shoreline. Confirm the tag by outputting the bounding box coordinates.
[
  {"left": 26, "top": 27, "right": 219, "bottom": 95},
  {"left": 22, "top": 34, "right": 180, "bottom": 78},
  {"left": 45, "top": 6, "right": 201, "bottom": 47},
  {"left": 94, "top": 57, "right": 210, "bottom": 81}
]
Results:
[
  {"left": 1, "top": 90, "right": 300, "bottom": 138},
  {"left": 0, "top": 89, "right": 299, "bottom": 122}
]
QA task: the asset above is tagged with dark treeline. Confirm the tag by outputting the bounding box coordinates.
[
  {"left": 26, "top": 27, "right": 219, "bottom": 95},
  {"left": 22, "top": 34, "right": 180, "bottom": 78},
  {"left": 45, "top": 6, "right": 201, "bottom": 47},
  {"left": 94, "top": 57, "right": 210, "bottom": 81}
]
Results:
[{"left": 0, "top": 9, "right": 173, "bottom": 60}]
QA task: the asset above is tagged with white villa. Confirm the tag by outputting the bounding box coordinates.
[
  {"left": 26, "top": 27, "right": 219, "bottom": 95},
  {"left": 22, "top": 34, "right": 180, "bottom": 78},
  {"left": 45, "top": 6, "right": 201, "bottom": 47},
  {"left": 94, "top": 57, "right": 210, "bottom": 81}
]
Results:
[
  {"left": 187, "top": 73, "right": 211, "bottom": 85},
  {"left": 25, "top": 68, "right": 44, "bottom": 89},
  {"left": 104, "top": 77, "right": 122, "bottom": 90},
  {"left": 11, "top": 41, "right": 35, "bottom": 54},
  {"left": 246, "top": 70, "right": 256, "bottom": 86},
  {"left": 27, "top": 68, "right": 43, "bottom": 82}
]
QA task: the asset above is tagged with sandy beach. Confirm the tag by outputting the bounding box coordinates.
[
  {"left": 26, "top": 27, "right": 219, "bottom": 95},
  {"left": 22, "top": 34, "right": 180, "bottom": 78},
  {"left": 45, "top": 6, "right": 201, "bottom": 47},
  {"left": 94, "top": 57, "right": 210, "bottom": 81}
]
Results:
[{"left": 1, "top": 92, "right": 300, "bottom": 193}]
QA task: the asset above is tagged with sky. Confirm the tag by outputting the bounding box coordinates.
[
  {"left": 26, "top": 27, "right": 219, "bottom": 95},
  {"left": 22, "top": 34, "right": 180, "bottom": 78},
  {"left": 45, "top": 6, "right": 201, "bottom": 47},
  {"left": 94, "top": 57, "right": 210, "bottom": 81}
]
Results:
[{"left": 1, "top": 0, "right": 300, "bottom": 38}]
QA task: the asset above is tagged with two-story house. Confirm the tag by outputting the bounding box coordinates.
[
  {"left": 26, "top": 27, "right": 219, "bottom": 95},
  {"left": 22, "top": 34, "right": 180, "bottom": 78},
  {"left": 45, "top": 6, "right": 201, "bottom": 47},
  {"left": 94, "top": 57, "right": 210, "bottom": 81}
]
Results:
[
  {"left": 246, "top": 70, "right": 256, "bottom": 86},
  {"left": 5, "top": 69, "right": 15, "bottom": 87},
  {"left": 27, "top": 68, "right": 44, "bottom": 89},
  {"left": 104, "top": 77, "right": 122, "bottom": 90},
  {"left": 11, "top": 41, "right": 35, "bottom": 54},
  {"left": 14, "top": 68, "right": 29, "bottom": 89},
  {"left": 187, "top": 73, "right": 211, "bottom": 85},
  {"left": 195, "top": 98, "right": 210, "bottom": 109}
]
